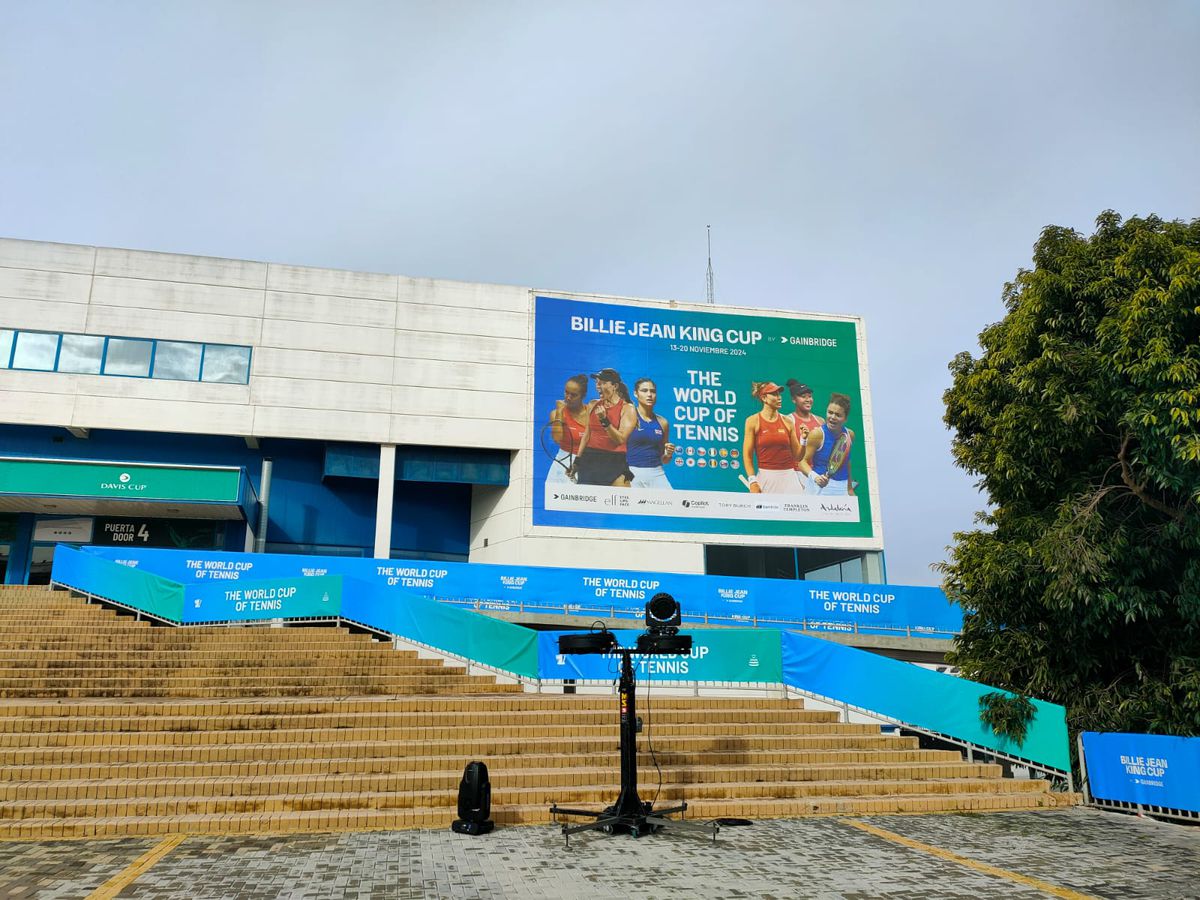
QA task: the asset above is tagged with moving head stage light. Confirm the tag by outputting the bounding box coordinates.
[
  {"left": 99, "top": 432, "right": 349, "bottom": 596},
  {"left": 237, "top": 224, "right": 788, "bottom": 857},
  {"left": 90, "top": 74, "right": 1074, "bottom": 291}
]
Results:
[{"left": 550, "top": 594, "right": 718, "bottom": 847}]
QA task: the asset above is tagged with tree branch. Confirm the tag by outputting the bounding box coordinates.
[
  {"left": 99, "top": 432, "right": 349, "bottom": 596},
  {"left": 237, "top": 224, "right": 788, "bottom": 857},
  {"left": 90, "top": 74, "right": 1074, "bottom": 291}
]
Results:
[{"left": 1117, "top": 433, "right": 1186, "bottom": 522}]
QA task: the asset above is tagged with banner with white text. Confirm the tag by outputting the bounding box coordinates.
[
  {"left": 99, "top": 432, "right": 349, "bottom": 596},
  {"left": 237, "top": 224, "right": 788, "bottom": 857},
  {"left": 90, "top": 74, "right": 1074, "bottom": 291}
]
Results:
[{"left": 532, "top": 295, "right": 877, "bottom": 540}]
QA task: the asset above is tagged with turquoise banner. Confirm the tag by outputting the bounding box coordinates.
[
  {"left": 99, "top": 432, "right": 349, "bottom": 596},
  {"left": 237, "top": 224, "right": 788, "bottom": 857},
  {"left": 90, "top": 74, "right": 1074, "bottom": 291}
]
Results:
[
  {"left": 184, "top": 575, "right": 343, "bottom": 623},
  {"left": 537, "top": 628, "right": 782, "bottom": 682},
  {"left": 340, "top": 577, "right": 539, "bottom": 679},
  {"left": 781, "top": 631, "right": 1069, "bottom": 771},
  {"left": 51, "top": 545, "right": 185, "bottom": 622}
]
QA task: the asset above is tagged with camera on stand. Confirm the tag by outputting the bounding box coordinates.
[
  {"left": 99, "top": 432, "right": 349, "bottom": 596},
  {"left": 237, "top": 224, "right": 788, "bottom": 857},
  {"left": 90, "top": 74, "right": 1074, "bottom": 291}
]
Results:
[{"left": 549, "top": 593, "right": 719, "bottom": 848}]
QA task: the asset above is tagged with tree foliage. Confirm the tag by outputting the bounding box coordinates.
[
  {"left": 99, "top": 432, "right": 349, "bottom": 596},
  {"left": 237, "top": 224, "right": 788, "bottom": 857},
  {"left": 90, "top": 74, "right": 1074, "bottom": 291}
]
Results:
[{"left": 941, "top": 211, "right": 1200, "bottom": 739}]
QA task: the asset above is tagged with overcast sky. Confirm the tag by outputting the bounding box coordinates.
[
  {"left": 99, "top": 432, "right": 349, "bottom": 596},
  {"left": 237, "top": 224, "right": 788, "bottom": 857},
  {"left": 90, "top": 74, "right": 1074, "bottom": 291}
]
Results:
[{"left": 2, "top": 2, "right": 1198, "bottom": 584}]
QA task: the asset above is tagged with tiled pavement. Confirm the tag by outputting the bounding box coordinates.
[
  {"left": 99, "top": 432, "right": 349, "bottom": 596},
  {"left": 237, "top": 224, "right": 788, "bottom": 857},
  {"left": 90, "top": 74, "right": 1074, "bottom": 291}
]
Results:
[{"left": 1, "top": 808, "right": 1197, "bottom": 899}]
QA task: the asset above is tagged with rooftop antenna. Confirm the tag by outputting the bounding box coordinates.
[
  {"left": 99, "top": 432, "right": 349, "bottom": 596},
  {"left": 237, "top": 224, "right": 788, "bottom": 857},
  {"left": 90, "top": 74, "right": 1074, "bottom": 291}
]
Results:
[{"left": 705, "top": 225, "right": 716, "bottom": 305}]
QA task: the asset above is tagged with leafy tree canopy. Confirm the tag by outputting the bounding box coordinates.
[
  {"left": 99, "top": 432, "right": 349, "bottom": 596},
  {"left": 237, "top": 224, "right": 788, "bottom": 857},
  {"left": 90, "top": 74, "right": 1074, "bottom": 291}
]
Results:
[{"left": 941, "top": 211, "right": 1200, "bottom": 739}]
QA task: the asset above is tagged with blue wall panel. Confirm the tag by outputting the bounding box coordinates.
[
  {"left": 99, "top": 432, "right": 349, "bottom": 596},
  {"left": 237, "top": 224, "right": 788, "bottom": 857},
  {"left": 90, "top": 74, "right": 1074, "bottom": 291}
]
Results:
[{"left": 0, "top": 425, "right": 469, "bottom": 560}]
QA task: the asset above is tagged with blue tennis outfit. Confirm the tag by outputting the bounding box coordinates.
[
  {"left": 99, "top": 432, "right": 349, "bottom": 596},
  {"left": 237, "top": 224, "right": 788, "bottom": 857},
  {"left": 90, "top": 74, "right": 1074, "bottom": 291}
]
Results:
[
  {"left": 627, "top": 413, "right": 672, "bottom": 489},
  {"left": 807, "top": 423, "right": 851, "bottom": 495}
]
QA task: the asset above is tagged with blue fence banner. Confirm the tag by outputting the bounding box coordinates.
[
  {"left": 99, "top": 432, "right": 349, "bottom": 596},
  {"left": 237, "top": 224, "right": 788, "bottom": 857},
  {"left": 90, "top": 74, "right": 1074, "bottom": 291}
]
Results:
[
  {"left": 537, "top": 629, "right": 783, "bottom": 683},
  {"left": 1082, "top": 732, "right": 1200, "bottom": 813},
  {"left": 80, "top": 547, "right": 962, "bottom": 637},
  {"left": 782, "top": 630, "right": 1070, "bottom": 772},
  {"left": 183, "top": 575, "right": 343, "bottom": 623},
  {"left": 52, "top": 545, "right": 185, "bottom": 622}
]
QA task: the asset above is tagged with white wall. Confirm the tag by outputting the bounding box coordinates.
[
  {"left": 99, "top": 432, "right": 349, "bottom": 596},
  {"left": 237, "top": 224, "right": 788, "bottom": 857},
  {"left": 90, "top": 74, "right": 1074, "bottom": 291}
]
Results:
[{"left": 0, "top": 239, "right": 533, "bottom": 448}]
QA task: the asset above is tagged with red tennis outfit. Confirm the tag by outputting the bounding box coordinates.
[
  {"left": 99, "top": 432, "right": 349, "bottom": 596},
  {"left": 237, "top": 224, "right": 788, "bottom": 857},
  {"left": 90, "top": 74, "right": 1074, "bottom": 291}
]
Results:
[
  {"left": 556, "top": 413, "right": 587, "bottom": 453},
  {"left": 587, "top": 399, "right": 627, "bottom": 452},
  {"left": 791, "top": 411, "right": 823, "bottom": 439},
  {"left": 755, "top": 414, "right": 793, "bottom": 470}
]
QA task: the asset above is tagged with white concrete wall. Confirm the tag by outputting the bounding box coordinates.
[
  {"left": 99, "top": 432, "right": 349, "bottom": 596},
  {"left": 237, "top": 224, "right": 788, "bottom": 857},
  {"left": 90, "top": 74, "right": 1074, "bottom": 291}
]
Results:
[{"left": 0, "top": 239, "right": 532, "bottom": 448}]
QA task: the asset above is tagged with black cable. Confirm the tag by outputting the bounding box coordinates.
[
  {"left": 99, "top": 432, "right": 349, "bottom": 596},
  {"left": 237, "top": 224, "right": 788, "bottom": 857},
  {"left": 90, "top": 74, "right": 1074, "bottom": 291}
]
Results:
[{"left": 644, "top": 675, "right": 664, "bottom": 806}]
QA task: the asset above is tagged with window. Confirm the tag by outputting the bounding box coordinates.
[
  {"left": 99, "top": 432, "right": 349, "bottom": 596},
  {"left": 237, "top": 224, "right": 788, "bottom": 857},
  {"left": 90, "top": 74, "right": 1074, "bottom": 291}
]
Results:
[
  {"left": 201, "top": 344, "right": 252, "bottom": 384},
  {"left": 0, "top": 329, "right": 251, "bottom": 384},
  {"left": 57, "top": 334, "right": 105, "bottom": 374},
  {"left": 11, "top": 331, "right": 59, "bottom": 371},
  {"left": 103, "top": 338, "right": 154, "bottom": 377},
  {"left": 152, "top": 341, "right": 203, "bottom": 381}
]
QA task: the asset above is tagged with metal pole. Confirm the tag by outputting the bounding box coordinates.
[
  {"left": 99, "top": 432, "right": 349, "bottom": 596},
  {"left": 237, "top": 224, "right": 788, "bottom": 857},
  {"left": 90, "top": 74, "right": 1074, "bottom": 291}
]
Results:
[
  {"left": 253, "top": 457, "right": 273, "bottom": 553},
  {"left": 1076, "top": 733, "right": 1089, "bottom": 803}
]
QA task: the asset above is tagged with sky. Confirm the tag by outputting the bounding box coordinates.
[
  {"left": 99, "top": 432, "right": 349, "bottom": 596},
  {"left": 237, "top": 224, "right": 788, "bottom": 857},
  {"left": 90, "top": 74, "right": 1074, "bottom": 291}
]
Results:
[{"left": 2, "top": 2, "right": 1198, "bottom": 585}]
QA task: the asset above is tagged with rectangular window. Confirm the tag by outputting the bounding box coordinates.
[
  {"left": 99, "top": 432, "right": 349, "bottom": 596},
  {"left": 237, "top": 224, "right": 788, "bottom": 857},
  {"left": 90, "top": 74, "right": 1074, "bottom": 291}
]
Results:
[
  {"left": 839, "top": 556, "right": 863, "bottom": 582},
  {"left": 152, "top": 341, "right": 203, "bottom": 381},
  {"left": 103, "top": 337, "right": 153, "bottom": 377},
  {"left": 201, "top": 344, "right": 251, "bottom": 384},
  {"left": 11, "top": 331, "right": 60, "bottom": 371},
  {"left": 0, "top": 329, "right": 12, "bottom": 368},
  {"left": 57, "top": 334, "right": 105, "bottom": 374}
]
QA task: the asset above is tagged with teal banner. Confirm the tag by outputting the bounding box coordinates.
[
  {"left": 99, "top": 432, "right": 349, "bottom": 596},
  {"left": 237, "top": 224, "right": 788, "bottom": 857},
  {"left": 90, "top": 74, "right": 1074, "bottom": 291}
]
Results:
[
  {"left": 340, "top": 577, "right": 539, "bottom": 679},
  {"left": 538, "top": 628, "right": 783, "bottom": 682},
  {"left": 781, "top": 631, "right": 1069, "bottom": 772},
  {"left": 50, "top": 545, "right": 185, "bottom": 622},
  {"left": 184, "top": 575, "right": 343, "bottom": 623}
]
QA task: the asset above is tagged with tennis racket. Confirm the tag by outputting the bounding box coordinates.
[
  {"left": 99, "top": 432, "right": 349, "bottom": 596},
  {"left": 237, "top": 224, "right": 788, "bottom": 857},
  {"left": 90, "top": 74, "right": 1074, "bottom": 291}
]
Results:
[
  {"left": 539, "top": 418, "right": 581, "bottom": 481},
  {"left": 825, "top": 430, "right": 852, "bottom": 476}
]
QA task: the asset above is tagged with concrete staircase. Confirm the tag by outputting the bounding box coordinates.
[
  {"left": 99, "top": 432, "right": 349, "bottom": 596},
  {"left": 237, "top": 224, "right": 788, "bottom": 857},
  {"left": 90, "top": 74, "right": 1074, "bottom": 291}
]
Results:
[{"left": 0, "top": 586, "right": 1070, "bottom": 838}]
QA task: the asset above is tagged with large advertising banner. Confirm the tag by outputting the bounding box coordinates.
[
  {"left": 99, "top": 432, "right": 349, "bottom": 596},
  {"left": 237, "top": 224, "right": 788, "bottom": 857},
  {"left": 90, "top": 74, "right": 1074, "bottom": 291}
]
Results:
[{"left": 532, "top": 295, "right": 877, "bottom": 541}]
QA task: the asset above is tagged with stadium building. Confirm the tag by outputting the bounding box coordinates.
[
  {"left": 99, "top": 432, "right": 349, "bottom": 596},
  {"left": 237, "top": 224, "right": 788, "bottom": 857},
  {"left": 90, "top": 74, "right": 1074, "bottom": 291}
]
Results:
[{"left": 0, "top": 237, "right": 885, "bottom": 587}]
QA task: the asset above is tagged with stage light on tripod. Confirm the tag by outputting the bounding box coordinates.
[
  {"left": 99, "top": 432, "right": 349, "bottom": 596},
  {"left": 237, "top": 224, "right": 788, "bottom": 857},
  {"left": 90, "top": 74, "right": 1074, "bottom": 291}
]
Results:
[{"left": 645, "top": 593, "right": 681, "bottom": 634}]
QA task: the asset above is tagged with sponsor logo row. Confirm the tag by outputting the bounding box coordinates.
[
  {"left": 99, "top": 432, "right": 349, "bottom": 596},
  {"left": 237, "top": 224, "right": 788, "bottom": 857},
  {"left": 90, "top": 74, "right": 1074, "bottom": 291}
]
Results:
[{"left": 546, "top": 487, "right": 858, "bottom": 522}]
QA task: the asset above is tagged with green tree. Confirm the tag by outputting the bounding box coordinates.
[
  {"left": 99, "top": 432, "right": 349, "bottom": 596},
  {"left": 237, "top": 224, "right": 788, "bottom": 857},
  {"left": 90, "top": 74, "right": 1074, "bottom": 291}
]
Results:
[{"left": 941, "top": 211, "right": 1200, "bottom": 740}]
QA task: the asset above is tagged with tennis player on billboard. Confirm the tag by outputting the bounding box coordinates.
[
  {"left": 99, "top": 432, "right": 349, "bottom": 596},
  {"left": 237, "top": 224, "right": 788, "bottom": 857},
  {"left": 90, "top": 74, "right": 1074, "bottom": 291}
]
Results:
[
  {"left": 799, "top": 392, "right": 855, "bottom": 495},
  {"left": 542, "top": 374, "right": 590, "bottom": 485},
  {"left": 572, "top": 368, "right": 635, "bottom": 486},
  {"left": 625, "top": 377, "right": 676, "bottom": 488},
  {"left": 741, "top": 381, "right": 804, "bottom": 493}
]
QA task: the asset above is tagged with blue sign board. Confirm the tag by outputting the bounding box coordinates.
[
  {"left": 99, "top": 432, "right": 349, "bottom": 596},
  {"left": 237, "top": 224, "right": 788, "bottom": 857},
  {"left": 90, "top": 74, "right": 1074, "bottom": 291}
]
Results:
[
  {"left": 81, "top": 546, "right": 961, "bottom": 637},
  {"left": 1082, "top": 732, "right": 1200, "bottom": 813}
]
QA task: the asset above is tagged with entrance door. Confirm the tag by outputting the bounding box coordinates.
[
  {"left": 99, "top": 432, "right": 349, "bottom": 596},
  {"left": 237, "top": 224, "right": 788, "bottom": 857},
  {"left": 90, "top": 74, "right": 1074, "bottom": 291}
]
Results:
[
  {"left": 0, "top": 544, "right": 9, "bottom": 583},
  {"left": 27, "top": 545, "right": 55, "bottom": 586}
]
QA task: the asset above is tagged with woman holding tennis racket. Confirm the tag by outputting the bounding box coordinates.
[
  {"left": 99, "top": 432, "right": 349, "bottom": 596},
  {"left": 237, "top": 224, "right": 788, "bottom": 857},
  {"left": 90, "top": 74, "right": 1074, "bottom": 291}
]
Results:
[
  {"left": 572, "top": 368, "right": 635, "bottom": 486},
  {"left": 625, "top": 378, "right": 676, "bottom": 488},
  {"left": 799, "top": 392, "right": 856, "bottom": 496},
  {"left": 544, "top": 374, "right": 590, "bottom": 485},
  {"left": 742, "top": 381, "right": 804, "bottom": 493}
]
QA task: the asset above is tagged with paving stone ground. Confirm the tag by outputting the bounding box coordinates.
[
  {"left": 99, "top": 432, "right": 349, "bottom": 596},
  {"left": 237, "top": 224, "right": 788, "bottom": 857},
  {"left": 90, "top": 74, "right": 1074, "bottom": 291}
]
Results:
[{"left": 1, "top": 808, "right": 1196, "bottom": 899}]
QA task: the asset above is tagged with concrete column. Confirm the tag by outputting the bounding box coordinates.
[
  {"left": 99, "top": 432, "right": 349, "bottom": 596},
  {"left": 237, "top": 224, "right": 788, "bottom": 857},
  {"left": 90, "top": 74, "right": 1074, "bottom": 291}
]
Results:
[{"left": 374, "top": 444, "right": 397, "bottom": 559}]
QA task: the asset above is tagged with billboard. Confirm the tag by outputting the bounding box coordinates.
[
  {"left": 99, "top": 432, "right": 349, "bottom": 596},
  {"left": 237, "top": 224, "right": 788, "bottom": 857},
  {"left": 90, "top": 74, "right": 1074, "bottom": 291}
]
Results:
[{"left": 532, "top": 295, "right": 878, "bottom": 542}]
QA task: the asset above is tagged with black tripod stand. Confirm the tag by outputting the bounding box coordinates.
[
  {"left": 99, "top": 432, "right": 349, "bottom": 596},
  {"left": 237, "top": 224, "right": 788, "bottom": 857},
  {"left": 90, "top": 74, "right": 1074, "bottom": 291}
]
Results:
[{"left": 549, "top": 647, "right": 719, "bottom": 848}]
